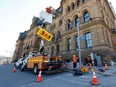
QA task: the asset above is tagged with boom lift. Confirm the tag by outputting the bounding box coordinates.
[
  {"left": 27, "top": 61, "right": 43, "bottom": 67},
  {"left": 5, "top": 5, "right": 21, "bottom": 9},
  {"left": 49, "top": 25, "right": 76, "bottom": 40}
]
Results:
[{"left": 20, "top": 9, "right": 65, "bottom": 74}]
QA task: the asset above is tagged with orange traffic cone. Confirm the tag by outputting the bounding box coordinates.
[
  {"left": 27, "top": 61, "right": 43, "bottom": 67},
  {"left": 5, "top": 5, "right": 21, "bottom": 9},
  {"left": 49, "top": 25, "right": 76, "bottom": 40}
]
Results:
[
  {"left": 35, "top": 70, "right": 42, "bottom": 82},
  {"left": 105, "top": 64, "right": 108, "bottom": 70},
  {"left": 12, "top": 66, "right": 16, "bottom": 72},
  {"left": 90, "top": 63, "right": 92, "bottom": 69},
  {"left": 91, "top": 71, "right": 99, "bottom": 85}
]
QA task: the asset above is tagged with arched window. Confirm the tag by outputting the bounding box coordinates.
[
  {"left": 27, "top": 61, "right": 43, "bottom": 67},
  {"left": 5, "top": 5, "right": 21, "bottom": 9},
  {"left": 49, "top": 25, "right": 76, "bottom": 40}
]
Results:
[
  {"left": 68, "top": 20, "right": 71, "bottom": 30},
  {"left": 68, "top": 6, "right": 70, "bottom": 12},
  {"left": 75, "top": 16, "right": 80, "bottom": 26},
  {"left": 83, "top": 0, "right": 86, "bottom": 3},
  {"left": 72, "top": 3, "right": 75, "bottom": 10},
  {"left": 52, "top": 33, "right": 55, "bottom": 41},
  {"left": 59, "top": 19, "right": 62, "bottom": 26},
  {"left": 77, "top": 0, "right": 80, "bottom": 7},
  {"left": 57, "top": 31, "right": 61, "bottom": 39},
  {"left": 83, "top": 12, "right": 90, "bottom": 22}
]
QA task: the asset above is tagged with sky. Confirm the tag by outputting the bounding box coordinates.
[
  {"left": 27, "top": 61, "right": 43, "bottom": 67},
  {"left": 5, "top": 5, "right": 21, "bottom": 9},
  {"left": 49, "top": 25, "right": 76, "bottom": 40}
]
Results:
[{"left": 0, "top": 0, "right": 116, "bottom": 57}]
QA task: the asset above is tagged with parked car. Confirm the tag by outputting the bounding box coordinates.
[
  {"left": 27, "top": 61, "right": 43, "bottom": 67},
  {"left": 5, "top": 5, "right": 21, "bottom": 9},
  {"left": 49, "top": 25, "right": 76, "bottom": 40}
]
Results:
[{"left": 14, "top": 58, "right": 25, "bottom": 69}]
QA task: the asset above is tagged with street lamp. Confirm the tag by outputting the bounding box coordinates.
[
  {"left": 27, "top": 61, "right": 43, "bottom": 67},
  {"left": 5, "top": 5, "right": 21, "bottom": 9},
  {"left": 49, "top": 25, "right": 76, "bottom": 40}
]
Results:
[
  {"left": 52, "top": 8, "right": 82, "bottom": 70},
  {"left": 77, "top": 25, "right": 82, "bottom": 70}
]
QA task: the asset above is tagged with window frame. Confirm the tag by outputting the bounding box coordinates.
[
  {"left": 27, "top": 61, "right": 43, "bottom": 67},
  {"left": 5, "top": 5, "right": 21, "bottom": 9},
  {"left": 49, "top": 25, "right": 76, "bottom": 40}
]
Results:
[
  {"left": 68, "top": 6, "right": 70, "bottom": 12},
  {"left": 77, "top": 0, "right": 80, "bottom": 7},
  {"left": 75, "top": 16, "right": 80, "bottom": 27},
  {"left": 72, "top": 3, "right": 75, "bottom": 10},
  {"left": 85, "top": 32, "right": 92, "bottom": 48},
  {"left": 68, "top": 20, "right": 71, "bottom": 30},
  {"left": 83, "top": 0, "right": 86, "bottom": 3},
  {"left": 83, "top": 12, "right": 90, "bottom": 23},
  {"left": 67, "top": 38, "right": 71, "bottom": 51},
  {"left": 75, "top": 36, "right": 78, "bottom": 50}
]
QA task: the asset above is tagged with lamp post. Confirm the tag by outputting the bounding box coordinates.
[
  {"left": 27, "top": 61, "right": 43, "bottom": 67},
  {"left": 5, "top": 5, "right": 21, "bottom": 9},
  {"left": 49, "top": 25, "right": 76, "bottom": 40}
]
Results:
[
  {"left": 77, "top": 25, "right": 82, "bottom": 70},
  {"left": 52, "top": 8, "right": 82, "bottom": 70}
]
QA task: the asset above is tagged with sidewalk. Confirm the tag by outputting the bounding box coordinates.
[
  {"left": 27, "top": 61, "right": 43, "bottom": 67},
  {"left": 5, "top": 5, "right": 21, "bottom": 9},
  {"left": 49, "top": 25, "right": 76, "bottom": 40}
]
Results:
[{"left": 65, "top": 62, "right": 116, "bottom": 75}]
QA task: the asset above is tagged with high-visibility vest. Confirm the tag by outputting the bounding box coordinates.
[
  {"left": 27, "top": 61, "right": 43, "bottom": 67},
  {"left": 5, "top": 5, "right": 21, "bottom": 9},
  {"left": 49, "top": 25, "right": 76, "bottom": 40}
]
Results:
[
  {"left": 73, "top": 57, "right": 77, "bottom": 63},
  {"left": 87, "top": 57, "right": 90, "bottom": 62}
]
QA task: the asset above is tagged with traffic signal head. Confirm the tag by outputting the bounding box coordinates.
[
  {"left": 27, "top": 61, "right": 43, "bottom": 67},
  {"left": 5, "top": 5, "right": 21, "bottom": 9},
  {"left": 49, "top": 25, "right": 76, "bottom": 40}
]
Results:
[{"left": 37, "top": 28, "right": 53, "bottom": 41}]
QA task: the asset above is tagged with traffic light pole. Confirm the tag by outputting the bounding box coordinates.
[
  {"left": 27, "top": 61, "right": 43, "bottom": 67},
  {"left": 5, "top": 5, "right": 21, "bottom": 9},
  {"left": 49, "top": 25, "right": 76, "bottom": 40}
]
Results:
[
  {"left": 77, "top": 25, "right": 81, "bottom": 70},
  {"left": 52, "top": 9, "right": 82, "bottom": 70}
]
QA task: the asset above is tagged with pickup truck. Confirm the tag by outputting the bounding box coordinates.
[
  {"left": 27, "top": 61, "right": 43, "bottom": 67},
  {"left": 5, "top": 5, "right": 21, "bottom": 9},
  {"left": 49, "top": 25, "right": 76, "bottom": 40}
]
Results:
[{"left": 14, "top": 57, "right": 25, "bottom": 69}]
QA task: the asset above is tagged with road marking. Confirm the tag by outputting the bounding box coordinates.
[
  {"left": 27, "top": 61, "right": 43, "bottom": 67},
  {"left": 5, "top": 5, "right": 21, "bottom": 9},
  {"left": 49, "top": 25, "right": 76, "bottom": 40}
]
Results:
[
  {"left": 80, "top": 75, "right": 91, "bottom": 78},
  {"left": 20, "top": 74, "right": 68, "bottom": 87}
]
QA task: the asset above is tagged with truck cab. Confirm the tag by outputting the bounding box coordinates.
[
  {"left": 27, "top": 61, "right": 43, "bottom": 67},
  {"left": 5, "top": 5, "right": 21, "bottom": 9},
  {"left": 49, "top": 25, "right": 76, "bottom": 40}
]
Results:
[{"left": 20, "top": 51, "right": 38, "bottom": 71}]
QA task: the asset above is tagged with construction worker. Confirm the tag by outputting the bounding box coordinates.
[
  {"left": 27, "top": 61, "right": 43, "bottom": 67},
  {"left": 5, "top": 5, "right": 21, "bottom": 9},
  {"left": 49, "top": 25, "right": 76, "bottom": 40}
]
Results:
[
  {"left": 73, "top": 55, "right": 78, "bottom": 70},
  {"left": 86, "top": 55, "right": 91, "bottom": 66}
]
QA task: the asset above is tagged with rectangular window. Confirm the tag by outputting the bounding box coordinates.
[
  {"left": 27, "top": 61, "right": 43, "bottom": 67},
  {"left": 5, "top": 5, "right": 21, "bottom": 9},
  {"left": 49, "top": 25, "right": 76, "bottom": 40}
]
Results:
[
  {"left": 85, "top": 32, "right": 92, "bottom": 48},
  {"left": 67, "top": 38, "right": 71, "bottom": 51},
  {"left": 75, "top": 36, "right": 78, "bottom": 50},
  {"left": 106, "top": 31, "right": 110, "bottom": 46},
  {"left": 51, "top": 47, "right": 54, "bottom": 55}
]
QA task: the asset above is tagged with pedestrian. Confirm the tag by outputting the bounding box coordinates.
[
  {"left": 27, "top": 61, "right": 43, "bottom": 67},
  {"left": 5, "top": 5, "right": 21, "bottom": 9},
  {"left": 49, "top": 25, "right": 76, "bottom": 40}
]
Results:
[
  {"left": 73, "top": 55, "right": 78, "bottom": 70},
  {"left": 86, "top": 55, "right": 91, "bottom": 66}
]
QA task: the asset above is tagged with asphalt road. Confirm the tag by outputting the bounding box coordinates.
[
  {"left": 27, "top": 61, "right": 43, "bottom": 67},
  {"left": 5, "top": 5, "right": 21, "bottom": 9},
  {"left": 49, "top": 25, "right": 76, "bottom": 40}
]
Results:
[
  {"left": 0, "top": 64, "right": 116, "bottom": 87},
  {"left": 0, "top": 64, "right": 67, "bottom": 87}
]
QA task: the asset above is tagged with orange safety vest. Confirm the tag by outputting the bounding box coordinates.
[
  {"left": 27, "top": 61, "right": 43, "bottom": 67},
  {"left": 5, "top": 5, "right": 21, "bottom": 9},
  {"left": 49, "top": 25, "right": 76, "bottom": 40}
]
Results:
[
  {"left": 73, "top": 57, "right": 77, "bottom": 63},
  {"left": 87, "top": 57, "right": 90, "bottom": 62}
]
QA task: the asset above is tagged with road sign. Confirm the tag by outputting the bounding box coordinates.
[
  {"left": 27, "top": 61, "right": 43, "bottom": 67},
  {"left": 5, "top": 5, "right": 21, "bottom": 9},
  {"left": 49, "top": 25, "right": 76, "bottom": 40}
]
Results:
[{"left": 37, "top": 28, "right": 53, "bottom": 41}]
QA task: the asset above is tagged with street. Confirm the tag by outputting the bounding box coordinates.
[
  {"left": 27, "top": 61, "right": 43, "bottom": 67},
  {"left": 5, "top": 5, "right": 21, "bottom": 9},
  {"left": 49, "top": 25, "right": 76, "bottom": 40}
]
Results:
[
  {"left": 0, "top": 64, "right": 67, "bottom": 87},
  {"left": 0, "top": 64, "right": 116, "bottom": 87}
]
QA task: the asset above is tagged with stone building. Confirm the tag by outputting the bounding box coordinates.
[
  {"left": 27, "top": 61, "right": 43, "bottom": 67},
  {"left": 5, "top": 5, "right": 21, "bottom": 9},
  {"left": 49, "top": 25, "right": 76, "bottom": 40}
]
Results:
[
  {"left": 44, "top": 0, "right": 116, "bottom": 63},
  {"left": 13, "top": 0, "right": 116, "bottom": 64},
  {"left": 12, "top": 17, "right": 40, "bottom": 62}
]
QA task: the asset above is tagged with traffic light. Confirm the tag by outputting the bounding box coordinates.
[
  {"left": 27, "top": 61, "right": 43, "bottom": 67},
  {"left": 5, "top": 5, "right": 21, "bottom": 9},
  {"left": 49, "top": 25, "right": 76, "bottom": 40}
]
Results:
[{"left": 37, "top": 28, "right": 53, "bottom": 41}]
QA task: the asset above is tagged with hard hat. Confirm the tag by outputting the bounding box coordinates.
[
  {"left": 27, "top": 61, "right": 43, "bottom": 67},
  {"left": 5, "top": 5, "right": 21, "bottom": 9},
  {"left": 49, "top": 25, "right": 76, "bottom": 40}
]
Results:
[{"left": 73, "top": 55, "right": 76, "bottom": 57}]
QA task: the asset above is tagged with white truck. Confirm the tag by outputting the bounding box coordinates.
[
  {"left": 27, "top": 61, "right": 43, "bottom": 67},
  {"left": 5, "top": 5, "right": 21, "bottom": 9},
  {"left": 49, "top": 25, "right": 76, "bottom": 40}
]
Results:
[
  {"left": 14, "top": 57, "right": 25, "bottom": 69},
  {"left": 20, "top": 51, "right": 37, "bottom": 71}
]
